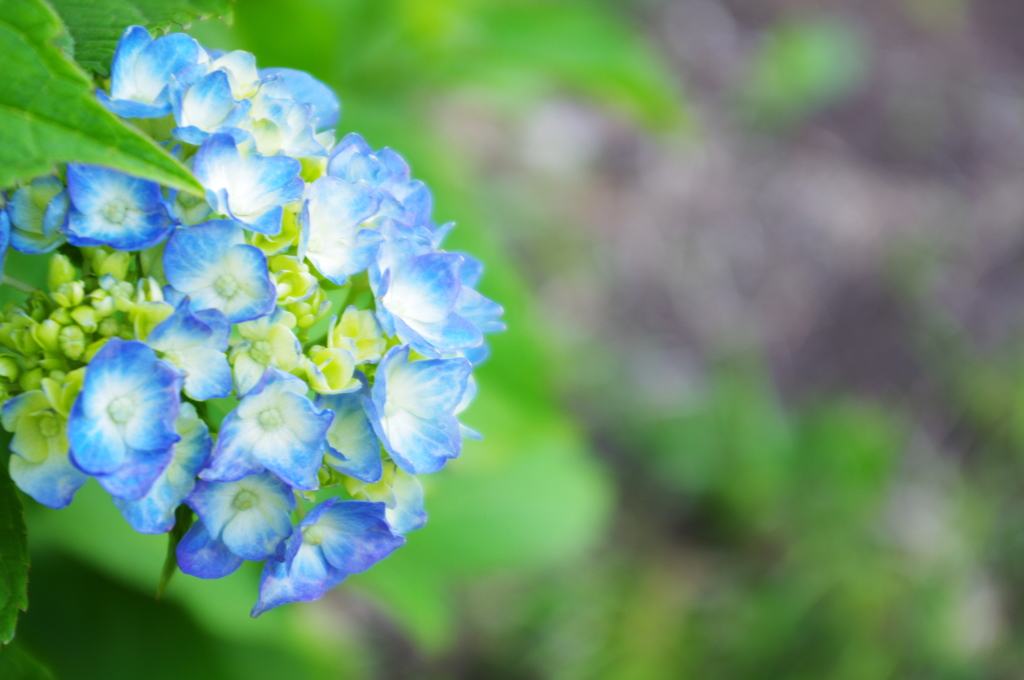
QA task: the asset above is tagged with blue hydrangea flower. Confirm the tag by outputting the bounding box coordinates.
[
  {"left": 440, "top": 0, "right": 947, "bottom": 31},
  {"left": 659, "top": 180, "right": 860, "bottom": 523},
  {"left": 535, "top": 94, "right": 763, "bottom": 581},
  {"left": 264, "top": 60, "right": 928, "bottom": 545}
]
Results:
[
  {"left": 365, "top": 345, "right": 471, "bottom": 474},
  {"left": 242, "top": 91, "right": 325, "bottom": 158},
  {"left": 8, "top": 177, "right": 68, "bottom": 254},
  {"left": 317, "top": 377, "right": 381, "bottom": 483},
  {"left": 97, "top": 26, "right": 203, "bottom": 119},
  {"left": 178, "top": 471, "right": 296, "bottom": 578},
  {"left": 170, "top": 69, "right": 252, "bottom": 145},
  {"left": 2, "top": 391, "right": 88, "bottom": 509},
  {"left": 146, "top": 299, "right": 232, "bottom": 401},
  {"left": 345, "top": 462, "right": 427, "bottom": 535},
  {"left": 65, "top": 164, "right": 175, "bottom": 250},
  {"left": 327, "top": 133, "right": 431, "bottom": 227},
  {"left": 112, "top": 402, "right": 212, "bottom": 533},
  {"left": 258, "top": 68, "right": 340, "bottom": 130},
  {"left": 251, "top": 499, "right": 403, "bottom": 616},
  {"left": 377, "top": 252, "right": 483, "bottom": 355},
  {"left": 298, "top": 176, "right": 382, "bottom": 284},
  {"left": 193, "top": 133, "right": 304, "bottom": 235},
  {"left": 209, "top": 50, "right": 261, "bottom": 99},
  {"left": 163, "top": 219, "right": 277, "bottom": 323},
  {"left": 202, "top": 369, "right": 332, "bottom": 490},
  {"left": 67, "top": 338, "right": 183, "bottom": 500}
]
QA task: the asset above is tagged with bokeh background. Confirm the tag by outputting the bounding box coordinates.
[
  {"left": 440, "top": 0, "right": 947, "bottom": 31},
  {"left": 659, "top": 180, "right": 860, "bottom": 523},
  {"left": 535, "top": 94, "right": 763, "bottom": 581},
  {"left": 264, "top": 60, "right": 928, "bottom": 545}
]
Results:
[{"left": 12, "top": 0, "right": 1024, "bottom": 678}]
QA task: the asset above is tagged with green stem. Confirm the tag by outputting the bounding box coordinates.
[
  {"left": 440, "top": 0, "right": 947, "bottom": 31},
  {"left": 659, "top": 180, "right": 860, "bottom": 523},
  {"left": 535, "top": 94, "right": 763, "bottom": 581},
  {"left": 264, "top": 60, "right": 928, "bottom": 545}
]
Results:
[
  {"left": 1, "top": 275, "right": 37, "bottom": 294},
  {"left": 156, "top": 504, "right": 194, "bottom": 599}
]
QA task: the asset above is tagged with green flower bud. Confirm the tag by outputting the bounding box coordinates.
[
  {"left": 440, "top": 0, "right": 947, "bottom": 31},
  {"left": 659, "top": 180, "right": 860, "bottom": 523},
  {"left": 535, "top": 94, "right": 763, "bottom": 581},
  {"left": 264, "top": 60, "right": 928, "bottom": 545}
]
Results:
[
  {"left": 98, "top": 316, "right": 120, "bottom": 337},
  {"left": 49, "top": 308, "right": 72, "bottom": 325},
  {"left": 302, "top": 346, "right": 358, "bottom": 394},
  {"left": 90, "top": 291, "right": 117, "bottom": 318},
  {"left": 19, "top": 367, "right": 43, "bottom": 392},
  {"left": 32, "top": 319, "right": 61, "bottom": 352},
  {"left": 70, "top": 306, "right": 98, "bottom": 333},
  {"left": 47, "top": 254, "right": 77, "bottom": 292},
  {"left": 270, "top": 255, "right": 319, "bottom": 305},
  {"left": 96, "top": 250, "right": 132, "bottom": 280},
  {"left": 0, "top": 356, "right": 19, "bottom": 382},
  {"left": 38, "top": 351, "right": 66, "bottom": 371},
  {"left": 59, "top": 325, "right": 86, "bottom": 361},
  {"left": 26, "top": 291, "right": 51, "bottom": 322},
  {"left": 330, "top": 306, "right": 386, "bottom": 364},
  {"left": 51, "top": 281, "right": 85, "bottom": 308}
]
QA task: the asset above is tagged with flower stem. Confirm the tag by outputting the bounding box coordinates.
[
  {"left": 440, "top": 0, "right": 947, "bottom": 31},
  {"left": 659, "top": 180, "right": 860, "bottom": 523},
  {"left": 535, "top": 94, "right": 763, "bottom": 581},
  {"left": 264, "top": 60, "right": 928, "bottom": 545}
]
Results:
[{"left": 1, "top": 275, "right": 37, "bottom": 294}]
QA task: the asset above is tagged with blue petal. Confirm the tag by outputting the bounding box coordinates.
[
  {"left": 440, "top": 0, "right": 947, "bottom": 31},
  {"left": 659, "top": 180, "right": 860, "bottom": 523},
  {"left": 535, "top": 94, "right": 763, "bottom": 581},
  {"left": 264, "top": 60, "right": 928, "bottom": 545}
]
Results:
[
  {"left": 381, "top": 252, "right": 463, "bottom": 324},
  {"left": 378, "top": 348, "right": 472, "bottom": 420},
  {"left": 259, "top": 67, "right": 340, "bottom": 129},
  {"left": 373, "top": 409, "right": 462, "bottom": 475},
  {"left": 315, "top": 500, "right": 404, "bottom": 573},
  {"left": 147, "top": 297, "right": 214, "bottom": 351},
  {"left": 113, "top": 403, "right": 212, "bottom": 533},
  {"left": 456, "top": 286, "right": 506, "bottom": 334},
  {"left": 177, "top": 520, "right": 244, "bottom": 579},
  {"left": 394, "top": 311, "right": 483, "bottom": 354},
  {"left": 386, "top": 471, "right": 427, "bottom": 534},
  {"left": 9, "top": 451, "right": 88, "bottom": 510},
  {"left": 171, "top": 70, "right": 249, "bottom": 143},
  {"left": 92, "top": 445, "right": 175, "bottom": 500},
  {"left": 317, "top": 384, "right": 382, "bottom": 484},
  {"left": 195, "top": 309, "right": 231, "bottom": 350},
  {"left": 252, "top": 542, "right": 344, "bottom": 617}
]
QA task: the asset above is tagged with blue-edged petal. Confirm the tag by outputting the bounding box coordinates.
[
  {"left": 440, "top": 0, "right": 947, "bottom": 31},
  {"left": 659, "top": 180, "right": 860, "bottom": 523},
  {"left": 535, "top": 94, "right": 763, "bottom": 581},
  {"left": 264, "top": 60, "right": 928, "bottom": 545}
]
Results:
[
  {"left": 101, "top": 28, "right": 202, "bottom": 118},
  {"left": 386, "top": 470, "right": 427, "bottom": 534},
  {"left": 176, "top": 520, "right": 244, "bottom": 579},
  {"left": 113, "top": 403, "right": 212, "bottom": 533},
  {"left": 317, "top": 382, "right": 381, "bottom": 483},
  {"left": 92, "top": 445, "right": 175, "bottom": 501},
  {"left": 393, "top": 312, "right": 483, "bottom": 355},
  {"left": 9, "top": 177, "right": 67, "bottom": 254},
  {"left": 456, "top": 286, "right": 506, "bottom": 334},
  {"left": 259, "top": 67, "right": 340, "bottom": 130},
  {"left": 299, "top": 176, "right": 381, "bottom": 284},
  {"left": 373, "top": 409, "right": 462, "bottom": 475},
  {"left": 147, "top": 299, "right": 232, "bottom": 400},
  {"left": 171, "top": 69, "right": 252, "bottom": 145},
  {"left": 251, "top": 499, "right": 402, "bottom": 616},
  {"left": 381, "top": 252, "right": 462, "bottom": 324},
  {"left": 381, "top": 348, "right": 472, "bottom": 420}
]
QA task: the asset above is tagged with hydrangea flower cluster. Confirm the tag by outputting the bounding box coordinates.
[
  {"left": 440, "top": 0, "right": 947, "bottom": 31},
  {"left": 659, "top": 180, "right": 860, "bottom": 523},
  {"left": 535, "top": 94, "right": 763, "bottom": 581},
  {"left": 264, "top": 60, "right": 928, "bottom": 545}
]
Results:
[{"left": 0, "top": 26, "right": 503, "bottom": 616}]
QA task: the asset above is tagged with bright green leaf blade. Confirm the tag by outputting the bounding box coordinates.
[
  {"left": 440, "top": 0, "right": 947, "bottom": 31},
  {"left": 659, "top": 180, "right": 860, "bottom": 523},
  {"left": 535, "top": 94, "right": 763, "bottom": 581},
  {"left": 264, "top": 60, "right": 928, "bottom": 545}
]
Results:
[
  {"left": 48, "top": 0, "right": 232, "bottom": 75},
  {"left": 0, "top": 0, "right": 204, "bottom": 194},
  {"left": 0, "top": 439, "right": 28, "bottom": 645}
]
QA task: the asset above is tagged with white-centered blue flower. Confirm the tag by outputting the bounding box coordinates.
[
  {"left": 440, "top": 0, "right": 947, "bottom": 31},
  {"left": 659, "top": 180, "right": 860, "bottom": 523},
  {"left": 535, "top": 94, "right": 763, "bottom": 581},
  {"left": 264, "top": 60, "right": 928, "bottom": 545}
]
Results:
[
  {"left": 377, "top": 251, "right": 483, "bottom": 355},
  {"left": 202, "top": 369, "right": 332, "bottom": 490},
  {"left": 258, "top": 67, "right": 340, "bottom": 131},
  {"left": 96, "top": 26, "right": 204, "bottom": 119},
  {"left": 229, "top": 310, "right": 302, "bottom": 396},
  {"left": 2, "top": 391, "right": 88, "bottom": 509},
  {"left": 317, "top": 377, "right": 381, "bottom": 483},
  {"left": 67, "top": 338, "right": 183, "bottom": 500},
  {"left": 193, "top": 133, "right": 304, "bottom": 235},
  {"left": 65, "top": 164, "right": 175, "bottom": 250},
  {"left": 8, "top": 177, "right": 68, "bottom": 254},
  {"left": 146, "top": 299, "right": 232, "bottom": 401},
  {"left": 345, "top": 461, "right": 427, "bottom": 535},
  {"left": 163, "top": 219, "right": 277, "bottom": 323},
  {"left": 177, "top": 471, "right": 295, "bottom": 578},
  {"left": 298, "top": 176, "right": 382, "bottom": 284},
  {"left": 112, "top": 402, "right": 212, "bottom": 534},
  {"left": 170, "top": 69, "right": 252, "bottom": 145},
  {"left": 252, "top": 499, "right": 403, "bottom": 616},
  {"left": 365, "top": 345, "right": 471, "bottom": 474},
  {"left": 241, "top": 91, "right": 324, "bottom": 158},
  {"left": 327, "top": 133, "right": 432, "bottom": 227}
]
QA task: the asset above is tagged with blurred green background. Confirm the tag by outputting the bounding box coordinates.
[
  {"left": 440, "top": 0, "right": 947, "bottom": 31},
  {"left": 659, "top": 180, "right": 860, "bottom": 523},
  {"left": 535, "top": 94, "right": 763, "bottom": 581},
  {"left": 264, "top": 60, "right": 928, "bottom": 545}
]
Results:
[{"left": 13, "top": 0, "right": 1024, "bottom": 677}]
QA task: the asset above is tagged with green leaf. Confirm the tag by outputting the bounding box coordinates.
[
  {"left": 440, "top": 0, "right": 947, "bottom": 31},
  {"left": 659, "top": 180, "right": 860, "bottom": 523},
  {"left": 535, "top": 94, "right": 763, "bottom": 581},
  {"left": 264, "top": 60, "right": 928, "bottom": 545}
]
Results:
[
  {"left": 0, "top": 0, "right": 204, "bottom": 194},
  {"left": 0, "top": 640, "right": 55, "bottom": 679},
  {"left": 48, "top": 0, "right": 233, "bottom": 75},
  {"left": 0, "top": 439, "right": 29, "bottom": 645}
]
